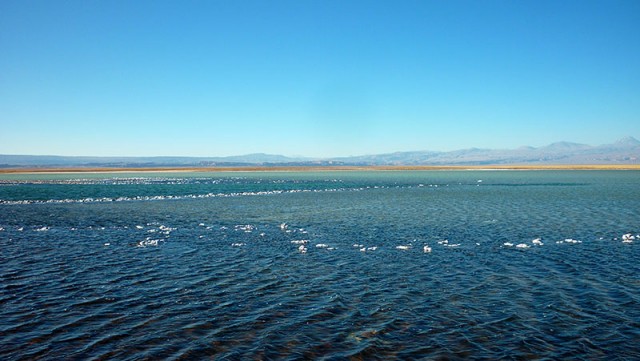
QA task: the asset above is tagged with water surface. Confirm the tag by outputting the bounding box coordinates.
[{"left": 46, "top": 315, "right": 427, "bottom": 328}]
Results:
[{"left": 1, "top": 171, "right": 639, "bottom": 359}]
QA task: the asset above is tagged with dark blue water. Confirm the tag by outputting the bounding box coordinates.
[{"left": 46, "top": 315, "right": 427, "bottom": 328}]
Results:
[{"left": 1, "top": 171, "right": 639, "bottom": 360}]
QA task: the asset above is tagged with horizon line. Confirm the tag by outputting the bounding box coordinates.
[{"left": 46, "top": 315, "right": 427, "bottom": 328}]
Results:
[{"left": 3, "top": 164, "right": 640, "bottom": 175}]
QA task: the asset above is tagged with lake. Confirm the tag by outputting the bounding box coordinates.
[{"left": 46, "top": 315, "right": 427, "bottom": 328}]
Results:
[{"left": 1, "top": 170, "right": 639, "bottom": 359}]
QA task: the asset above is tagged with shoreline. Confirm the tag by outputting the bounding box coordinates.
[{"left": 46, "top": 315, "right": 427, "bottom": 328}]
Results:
[{"left": 1, "top": 164, "right": 640, "bottom": 174}]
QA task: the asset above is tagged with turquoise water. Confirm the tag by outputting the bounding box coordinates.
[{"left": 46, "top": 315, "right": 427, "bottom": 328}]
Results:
[{"left": 1, "top": 171, "right": 639, "bottom": 359}]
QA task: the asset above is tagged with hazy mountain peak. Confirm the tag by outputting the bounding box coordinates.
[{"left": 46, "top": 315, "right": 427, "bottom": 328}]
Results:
[
  {"left": 614, "top": 136, "right": 640, "bottom": 146},
  {"left": 517, "top": 145, "right": 535, "bottom": 151},
  {"left": 543, "top": 141, "right": 590, "bottom": 150}
]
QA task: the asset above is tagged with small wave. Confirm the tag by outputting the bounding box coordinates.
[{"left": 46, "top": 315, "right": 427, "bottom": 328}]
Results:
[
  {"left": 137, "top": 238, "right": 162, "bottom": 247},
  {"left": 0, "top": 188, "right": 362, "bottom": 205}
]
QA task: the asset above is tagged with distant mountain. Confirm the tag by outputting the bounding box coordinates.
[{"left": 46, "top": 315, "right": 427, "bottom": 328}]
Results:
[
  {"left": 611, "top": 136, "right": 640, "bottom": 148},
  {"left": 1, "top": 137, "right": 639, "bottom": 168},
  {"left": 0, "top": 154, "right": 311, "bottom": 168},
  {"left": 332, "top": 137, "right": 640, "bottom": 166},
  {"left": 210, "top": 153, "right": 311, "bottom": 164}
]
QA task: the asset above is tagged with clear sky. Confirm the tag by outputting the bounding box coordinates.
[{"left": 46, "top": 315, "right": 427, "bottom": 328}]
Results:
[{"left": 1, "top": 0, "right": 639, "bottom": 157}]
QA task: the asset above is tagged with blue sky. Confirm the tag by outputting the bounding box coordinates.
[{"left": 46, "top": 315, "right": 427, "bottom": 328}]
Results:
[{"left": 1, "top": 0, "right": 639, "bottom": 157}]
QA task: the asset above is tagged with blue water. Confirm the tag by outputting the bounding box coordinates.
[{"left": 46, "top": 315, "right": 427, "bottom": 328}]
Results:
[{"left": 1, "top": 170, "right": 639, "bottom": 359}]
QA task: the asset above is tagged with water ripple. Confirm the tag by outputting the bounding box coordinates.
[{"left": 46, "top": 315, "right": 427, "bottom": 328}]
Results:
[{"left": 1, "top": 171, "right": 640, "bottom": 359}]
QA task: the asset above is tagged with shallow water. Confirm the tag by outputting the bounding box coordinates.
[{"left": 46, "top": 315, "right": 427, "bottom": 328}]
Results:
[{"left": 1, "top": 170, "right": 639, "bottom": 359}]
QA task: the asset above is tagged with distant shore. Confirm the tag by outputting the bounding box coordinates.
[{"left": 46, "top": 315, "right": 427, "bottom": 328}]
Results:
[{"left": 1, "top": 164, "right": 640, "bottom": 174}]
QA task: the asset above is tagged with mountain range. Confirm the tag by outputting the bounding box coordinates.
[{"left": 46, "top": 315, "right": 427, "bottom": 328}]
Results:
[{"left": 1, "top": 137, "right": 639, "bottom": 168}]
